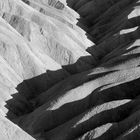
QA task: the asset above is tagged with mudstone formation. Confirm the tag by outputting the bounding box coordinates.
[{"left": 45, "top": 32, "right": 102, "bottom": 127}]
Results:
[{"left": 0, "top": 0, "right": 140, "bottom": 139}]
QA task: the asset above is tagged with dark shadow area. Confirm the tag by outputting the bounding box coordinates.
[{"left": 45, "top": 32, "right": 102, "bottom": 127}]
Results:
[
  {"left": 65, "top": 0, "right": 140, "bottom": 60},
  {"left": 73, "top": 97, "right": 140, "bottom": 140},
  {"left": 3, "top": 0, "right": 140, "bottom": 140},
  {"left": 43, "top": 78, "right": 140, "bottom": 140},
  {"left": 5, "top": 52, "right": 109, "bottom": 119},
  {"left": 92, "top": 105, "right": 140, "bottom": 140},
  {"left": 65, "top": 0, "right": 140, "bottom": 44},
  {"left": 62, "top": 55, "right": 98, "bottom": 74},
  {"left": 5, "top": 68, "right": 70, "bottom": 119},
  {"left": 7, "top": 63, "right": 140, "bottom": 138},
  {"left": 4, "top": 0, "right": 140, "bottom": 118},
  {"left": 86, "top": 25, "right": 140, "bottom": 65}
]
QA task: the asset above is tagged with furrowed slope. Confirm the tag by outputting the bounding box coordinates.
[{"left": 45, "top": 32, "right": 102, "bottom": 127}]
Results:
[{"left": 1, "top": 0, "right": 140, "bottom": 140}]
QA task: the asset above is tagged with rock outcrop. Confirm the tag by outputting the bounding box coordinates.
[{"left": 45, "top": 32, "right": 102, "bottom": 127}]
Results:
[{"left": 0, "top": 0, "right": 140, "bottom": 140}]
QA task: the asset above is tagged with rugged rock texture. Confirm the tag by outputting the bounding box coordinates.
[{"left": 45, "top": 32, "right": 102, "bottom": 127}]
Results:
[{"left": 1, "top": 0, "right": 140, "bottom": 139}]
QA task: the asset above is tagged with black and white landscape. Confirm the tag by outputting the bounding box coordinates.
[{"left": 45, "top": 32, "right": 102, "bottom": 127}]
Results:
[{"left": 0, "top": 0, "right": 140, "bottom": 139}]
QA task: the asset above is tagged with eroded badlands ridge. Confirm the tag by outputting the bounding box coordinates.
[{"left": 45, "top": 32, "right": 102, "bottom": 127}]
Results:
[{"left": 0, "top": 0, "right": 140, "bottom": 140}]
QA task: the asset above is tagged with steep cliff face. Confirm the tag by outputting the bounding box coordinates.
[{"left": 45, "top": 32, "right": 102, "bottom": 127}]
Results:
[{"left": 0, "top": 0, "right": 140, "bottom": 140}]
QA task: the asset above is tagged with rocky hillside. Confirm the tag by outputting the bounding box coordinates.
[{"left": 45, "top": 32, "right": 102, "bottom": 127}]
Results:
[{"left": 0, "top": 0, "right": 140, "bottom": 139}]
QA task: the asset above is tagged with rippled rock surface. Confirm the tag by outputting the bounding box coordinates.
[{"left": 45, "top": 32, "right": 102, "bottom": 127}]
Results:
[{"left": 1, "top": 0, "right": 140, "bottom": 139}]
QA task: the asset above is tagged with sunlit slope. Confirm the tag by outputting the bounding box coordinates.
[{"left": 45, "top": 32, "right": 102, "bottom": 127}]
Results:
[
  {"left": 0, "top": 0, "right": 140, "bottom": 140},
  {"left": 0, "top": 0, "right": 95, "bottom": 74}
]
